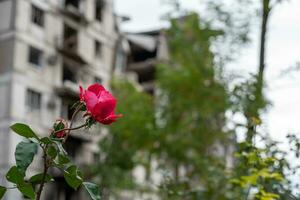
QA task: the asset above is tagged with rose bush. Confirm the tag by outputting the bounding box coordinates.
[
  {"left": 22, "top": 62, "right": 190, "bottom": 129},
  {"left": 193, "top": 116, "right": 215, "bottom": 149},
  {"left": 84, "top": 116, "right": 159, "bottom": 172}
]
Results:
[{"left": 0, "top": 83, "right": 121, "bottom": 200}]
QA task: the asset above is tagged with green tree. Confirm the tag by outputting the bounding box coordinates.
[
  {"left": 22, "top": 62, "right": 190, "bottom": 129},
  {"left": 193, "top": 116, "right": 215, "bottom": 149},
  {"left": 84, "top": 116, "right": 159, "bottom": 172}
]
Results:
[
  {"left": 155, "top": 13, "right": 234, "bottom": 199},
  {"left": 91, "top": 2, "right": 300, "bottom": 200},
  {"left": 93, "top": 80, "right": 155, "bottom": 199}
]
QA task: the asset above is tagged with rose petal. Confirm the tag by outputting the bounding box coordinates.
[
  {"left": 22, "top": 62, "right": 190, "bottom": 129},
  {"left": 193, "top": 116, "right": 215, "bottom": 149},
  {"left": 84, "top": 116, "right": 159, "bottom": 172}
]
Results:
[
  {"left": 92, "top": 99, "right": 116, "bottom": 120},
  {"left": 56, "top": 131, "right": 65, "bottom": 138},
  {"left": 80, "top": 83, "right": 121, "bottom": 125},
  {"left": 98, "top": 90, "right": 116, "bottom": 102},
  {"left": 87, "top": 83, "right": 106, "bottom": 96},
  {"left": 98, "top": 113, "right": 122, "bottom": 125},
  {"left": 84, "top": 90, "right": 99, "bottom": 112},
  {"left": 99, "top": 117, "right": 116, "bottom": 125}
]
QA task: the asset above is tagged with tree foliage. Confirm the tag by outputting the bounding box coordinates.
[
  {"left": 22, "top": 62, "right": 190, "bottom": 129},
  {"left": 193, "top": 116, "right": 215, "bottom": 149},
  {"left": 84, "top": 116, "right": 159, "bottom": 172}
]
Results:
[
  {"left": 155, "top": 13, "right": 234, "bottom": 199},
  {"left": 93, "top": 2, "right": 300, "bottom": 200},
  {"left": 94, "top": 80, "right": 155, "bottom": 197}
]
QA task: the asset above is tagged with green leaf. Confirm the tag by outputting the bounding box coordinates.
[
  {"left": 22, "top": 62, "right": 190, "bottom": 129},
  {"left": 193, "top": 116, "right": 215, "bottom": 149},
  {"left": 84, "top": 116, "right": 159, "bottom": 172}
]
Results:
[
  {"left": 83, "top": 182, "right": 101, "bottom": 200},
  {"left": 29, "top": 173, "right": 54, "bottom": 184},
  {"left": 0, "top": 186, "right": 6, "bottom": 199},
  {"left": 15, "top": 141, "right": 38, "bottom": 175},
  {"left": 6, "top": 166, "right": 24, "bottom": 184},
  {"left": 47, "top": 145, "right": 57, "bottom": 159},
  {"left": 54, "top": 153, "right": 71, "bottom": 167},
  {"left": 58, "top": 154, "right": 70, "bottom": 165},
  {"left": 64, "top": 165, "right": 83, "bottom": 190},
  {"left": 17, "top": 183, "right": 35, "bottom": 199},
  {"left": 10, "top": 123, "right": 39, "bottom": 139},
  {"left": 40, "top": 137, "right": 53, "bottom": 145},
  {"left": 6, "top": 167, "right": 35, "bottom": 199}
]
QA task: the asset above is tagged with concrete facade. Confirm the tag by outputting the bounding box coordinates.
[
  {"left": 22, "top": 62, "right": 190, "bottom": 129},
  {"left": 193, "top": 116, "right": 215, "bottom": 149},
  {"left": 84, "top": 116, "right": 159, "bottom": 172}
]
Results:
[{"left": 0, "top": 0, "right": 118, "bottom": 199}]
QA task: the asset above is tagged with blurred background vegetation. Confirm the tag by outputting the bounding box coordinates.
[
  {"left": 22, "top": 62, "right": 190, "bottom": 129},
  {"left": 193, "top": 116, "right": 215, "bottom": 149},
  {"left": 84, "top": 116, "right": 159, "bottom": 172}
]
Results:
[{"left": 92, "top": 0, "right": 300, "bottom": 199}]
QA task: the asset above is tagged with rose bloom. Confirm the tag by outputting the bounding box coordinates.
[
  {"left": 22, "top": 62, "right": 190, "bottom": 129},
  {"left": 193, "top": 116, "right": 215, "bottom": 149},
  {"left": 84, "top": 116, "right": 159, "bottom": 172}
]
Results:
[{"left": 79, "top": 83, "right": 122, "bottom": 125}]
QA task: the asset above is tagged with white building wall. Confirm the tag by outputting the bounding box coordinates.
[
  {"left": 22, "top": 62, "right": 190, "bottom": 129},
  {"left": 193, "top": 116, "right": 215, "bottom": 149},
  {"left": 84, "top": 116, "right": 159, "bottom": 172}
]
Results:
[
  {"left": 0, "top": 0, "right": 12, "bottom": 32},
  {"left": 0, "top": 0, "right": 119, "bottom": 199}
]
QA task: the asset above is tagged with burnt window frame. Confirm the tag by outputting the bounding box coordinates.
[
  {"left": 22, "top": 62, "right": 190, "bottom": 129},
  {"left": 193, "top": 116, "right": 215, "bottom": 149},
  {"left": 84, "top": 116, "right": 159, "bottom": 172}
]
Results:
[
  {"left": 95, "top": 0, "right": 104, "bottom": 22},
  {"left": 95, "top": 40, "right": 102, "bottom": 58},
  {"left": 28, "top": 46, "right": 43, "bottom": 67},
  {"left": 63, "top": 24, "right": 78, "bottom": 52},
  {"left": 65, "top": 0, "right": 80, "bottom": 9},
  {"left": 94, "top": 77, "right": 102, "bottom": 84},
  {"left": 31, "top": 5, "right": 45, "bottom": 27},
  {"left": 62, "top": 62, "right": 77, "bottom": 83}
]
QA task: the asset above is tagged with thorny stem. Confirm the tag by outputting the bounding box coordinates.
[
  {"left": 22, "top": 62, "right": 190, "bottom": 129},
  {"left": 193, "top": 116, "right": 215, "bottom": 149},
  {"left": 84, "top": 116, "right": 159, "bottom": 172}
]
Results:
[
  {"left": 63, "top": 104, "right": 84, "bottom": 144},
  {"left": 36, "top": 145, "right": 49, "bottom": 200},
  {"left": 37, "top": 103, "right": 86, "bottom": 199},
  {"left": 52, "top": 123, "right": 88, "bottom": 139}
]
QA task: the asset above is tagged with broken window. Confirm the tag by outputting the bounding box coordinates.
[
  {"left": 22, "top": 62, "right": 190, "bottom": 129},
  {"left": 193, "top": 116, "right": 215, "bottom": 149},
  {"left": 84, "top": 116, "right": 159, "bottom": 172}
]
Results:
[
  {"left": 28, "top": 46, "right": 43, "bottom": 67},
  {"left": 31, "top": 5, "right": 44, "bottom": 27},
  {"left": 63, "top": 24, "right": 78, "bottom": 52},
  {"left": 95, "top": 0, "right": 104, "bottom": 22},
  {"left": 26, "top": 89, "right": 41, "bottom": 111},
  {"left": 94, "top": 77, "right": 102, "bottom": 84},
  {"left": 95, "top": 40, "right": 102, "bottom": 58},
  {"left": 65, "top": 0, "right": 80, "bottom": 9},
  {"left": 63, "top": 63, "right": 76, "bottom": 83}
]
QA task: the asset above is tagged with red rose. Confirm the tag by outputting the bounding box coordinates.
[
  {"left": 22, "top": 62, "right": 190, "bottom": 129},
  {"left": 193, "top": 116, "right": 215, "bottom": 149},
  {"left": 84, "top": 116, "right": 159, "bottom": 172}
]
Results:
[{"left": 79, "top": 83, "right": 122, "bottom": 125}]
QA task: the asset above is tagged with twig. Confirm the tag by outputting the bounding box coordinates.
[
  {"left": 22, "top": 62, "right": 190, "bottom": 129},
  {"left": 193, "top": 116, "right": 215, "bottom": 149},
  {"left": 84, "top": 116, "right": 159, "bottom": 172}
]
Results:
[{"left": 63, "top": 104, "right": 84, "bottom": 144}]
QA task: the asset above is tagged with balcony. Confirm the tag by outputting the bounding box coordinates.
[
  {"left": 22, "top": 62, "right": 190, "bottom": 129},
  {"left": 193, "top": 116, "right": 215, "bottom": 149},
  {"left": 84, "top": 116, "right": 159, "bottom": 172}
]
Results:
[
  {"left": 55, "top": 25, "right": 88, "bottom": 65},
  {"left": 59, "top": 0, "right": 88, "bottom": 25},
  {"left": 55, "top": 80, "right": 78, "bottom": 99},
  {"left": 128, "top": 58, "right": 157, "bottom": 73}
]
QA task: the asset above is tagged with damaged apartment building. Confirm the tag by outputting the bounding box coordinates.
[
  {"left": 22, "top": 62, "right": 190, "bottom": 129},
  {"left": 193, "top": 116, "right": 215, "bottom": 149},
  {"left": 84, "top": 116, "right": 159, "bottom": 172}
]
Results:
[
  {"left": 114, "top": 28, "right": 234, "bottom": 200},
  {"left": 113, "top": 30, "right": 170, "bottom": 200},
  {"left": 0, "top": 0, "right": 118, "bottom": 199},
  {"left": 114, "top": 30, "right": 169, "bottom": 95}
]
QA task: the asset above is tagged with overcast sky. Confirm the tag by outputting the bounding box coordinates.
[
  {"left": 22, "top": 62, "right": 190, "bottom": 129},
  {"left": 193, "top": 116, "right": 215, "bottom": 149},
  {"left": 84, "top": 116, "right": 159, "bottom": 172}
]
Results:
[{"left": 114, "top": 0, "right": 300, "bottom": 142}]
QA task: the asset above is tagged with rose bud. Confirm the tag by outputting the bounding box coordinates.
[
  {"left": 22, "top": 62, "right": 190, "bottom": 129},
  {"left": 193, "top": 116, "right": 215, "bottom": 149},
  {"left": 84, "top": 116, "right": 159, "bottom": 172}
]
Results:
[
  {"left": 53, "top": 119, "right": 68, "bottom": 138},
  {"left": 79, "top": 83, "right": 122, "bottom": 125}
]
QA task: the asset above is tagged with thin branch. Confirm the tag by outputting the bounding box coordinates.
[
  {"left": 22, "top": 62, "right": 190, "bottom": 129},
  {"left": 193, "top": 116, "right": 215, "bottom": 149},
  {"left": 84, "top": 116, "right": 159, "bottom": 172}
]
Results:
[
  {"left": 52, "top": 123, "right": 88, "bottom": 136},
  {"left": 63, "top": 104, "right": 84, "bottom": 144}
]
